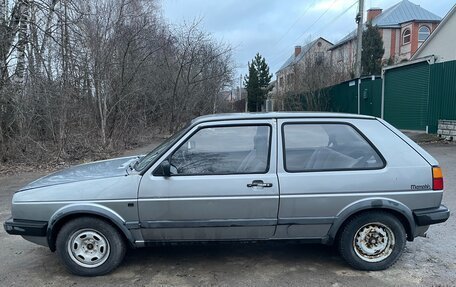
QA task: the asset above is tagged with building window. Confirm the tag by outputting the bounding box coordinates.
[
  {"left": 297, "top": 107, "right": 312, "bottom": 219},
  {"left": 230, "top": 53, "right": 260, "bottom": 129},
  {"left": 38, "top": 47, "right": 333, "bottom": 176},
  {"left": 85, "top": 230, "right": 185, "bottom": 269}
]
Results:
[
  {"left": 338, "top": 49, "right": 343, "bottom": 62},
  {"left": 315, "top": 52, "right": 324, "bottom": 65},
  {"left": 418, "top": 26, "right": 430, "bottom": 42},
  {"left": 402, "top": 28, "right": 411, "bottom": 45}
]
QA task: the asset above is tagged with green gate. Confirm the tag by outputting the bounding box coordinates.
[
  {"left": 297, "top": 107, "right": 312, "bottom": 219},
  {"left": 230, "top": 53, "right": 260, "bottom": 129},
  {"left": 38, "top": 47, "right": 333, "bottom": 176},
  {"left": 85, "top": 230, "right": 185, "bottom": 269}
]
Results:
[
  {"left": 360, "top": 77, "right": 382, "bottom": 117},
  {"left": 383, "top": 62, "right": 430, "bottom": 131}
]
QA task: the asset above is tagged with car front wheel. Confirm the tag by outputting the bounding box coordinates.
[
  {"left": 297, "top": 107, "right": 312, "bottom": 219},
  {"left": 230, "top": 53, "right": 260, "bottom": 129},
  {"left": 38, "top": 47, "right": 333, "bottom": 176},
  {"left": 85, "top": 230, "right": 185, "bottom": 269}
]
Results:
[
  {"left": 56, "top": 217, "right": 126, "bottom": 276},
  {"left": 338, "top": 211, "right": 406, "bottom": 271}
]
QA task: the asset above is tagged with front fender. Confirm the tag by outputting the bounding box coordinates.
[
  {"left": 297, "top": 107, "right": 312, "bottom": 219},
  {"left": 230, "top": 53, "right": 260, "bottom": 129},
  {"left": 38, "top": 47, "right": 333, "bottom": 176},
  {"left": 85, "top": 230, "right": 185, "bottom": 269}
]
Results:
[
  {"left": 325, "top": 197, "right": 416, "bottom": 244},
  {"left": 47, "top": 203, "right": 136, "bottom": 251}
]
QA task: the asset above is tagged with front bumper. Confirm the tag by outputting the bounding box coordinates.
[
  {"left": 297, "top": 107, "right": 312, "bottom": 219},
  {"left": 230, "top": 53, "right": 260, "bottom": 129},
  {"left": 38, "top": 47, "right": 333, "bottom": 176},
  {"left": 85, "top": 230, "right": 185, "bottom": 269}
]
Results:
[
  {"left": 413, "top": 205, "right": 450, "bottom": 226},
  {"left": 3, "top": 217, "right": 48, "bottom": 237}
]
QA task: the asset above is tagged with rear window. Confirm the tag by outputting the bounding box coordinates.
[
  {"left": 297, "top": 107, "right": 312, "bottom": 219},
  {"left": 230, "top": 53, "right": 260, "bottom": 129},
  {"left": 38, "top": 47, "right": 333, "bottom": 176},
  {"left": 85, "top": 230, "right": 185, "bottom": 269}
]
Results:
[{"left": 283, "top": 123, "right": 384, "bottom": 172}]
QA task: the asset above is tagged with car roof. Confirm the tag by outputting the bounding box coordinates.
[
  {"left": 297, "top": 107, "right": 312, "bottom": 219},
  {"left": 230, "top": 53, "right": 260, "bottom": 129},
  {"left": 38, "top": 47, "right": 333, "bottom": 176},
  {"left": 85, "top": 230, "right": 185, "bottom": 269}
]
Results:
[{"left": 191, "top": 112, "right": 376, "bottom": 125}]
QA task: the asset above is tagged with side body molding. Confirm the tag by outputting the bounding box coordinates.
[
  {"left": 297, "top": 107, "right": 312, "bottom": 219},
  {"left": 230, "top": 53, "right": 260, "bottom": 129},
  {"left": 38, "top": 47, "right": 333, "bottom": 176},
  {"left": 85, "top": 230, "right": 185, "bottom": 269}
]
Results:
[
  {"left": 324, "top": 197, "right": 416, "bottom": 244},
  {"left": 46, "top": 203, "right": 137, "bottom": 251}
]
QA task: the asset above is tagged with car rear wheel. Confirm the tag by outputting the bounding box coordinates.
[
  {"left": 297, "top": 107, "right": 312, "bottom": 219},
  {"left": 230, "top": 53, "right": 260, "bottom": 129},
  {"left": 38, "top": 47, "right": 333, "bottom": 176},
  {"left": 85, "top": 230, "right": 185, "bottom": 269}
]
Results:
[
  {"left": 338, "top": 211, "right": 406, "bottom": 271},
  {"left": 56, "top": 217, "right": 126, "bottom": 276}
]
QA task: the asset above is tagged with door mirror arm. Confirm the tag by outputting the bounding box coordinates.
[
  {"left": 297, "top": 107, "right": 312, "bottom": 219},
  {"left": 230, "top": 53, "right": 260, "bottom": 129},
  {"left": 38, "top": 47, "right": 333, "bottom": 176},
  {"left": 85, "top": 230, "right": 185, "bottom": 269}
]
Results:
[
  {"left": 162, "top": 159, "right": 171, "bottom": 177},
  {"left": 156, "top": 159, "right": 171, "bottom": 177}
]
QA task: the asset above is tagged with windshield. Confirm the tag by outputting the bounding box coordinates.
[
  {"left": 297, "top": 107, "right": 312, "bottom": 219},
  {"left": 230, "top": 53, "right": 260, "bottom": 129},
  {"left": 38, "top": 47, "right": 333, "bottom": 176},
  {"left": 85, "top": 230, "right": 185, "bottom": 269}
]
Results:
[{"left": 134, "top": 124, "right": 190, "bottom": 171}]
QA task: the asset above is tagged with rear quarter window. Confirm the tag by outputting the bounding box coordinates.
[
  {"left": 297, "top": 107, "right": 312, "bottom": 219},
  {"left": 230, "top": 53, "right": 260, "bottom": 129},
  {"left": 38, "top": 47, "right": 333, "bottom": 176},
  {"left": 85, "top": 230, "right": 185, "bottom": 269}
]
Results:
[{"left": 283, "top": 123, "right": 385, "bottom": 172}]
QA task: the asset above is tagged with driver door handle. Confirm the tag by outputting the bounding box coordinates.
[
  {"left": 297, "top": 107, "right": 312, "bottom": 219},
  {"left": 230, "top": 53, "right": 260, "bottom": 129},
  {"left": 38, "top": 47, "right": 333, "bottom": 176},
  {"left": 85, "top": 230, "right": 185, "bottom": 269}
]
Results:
[{"left": 247, "top": 180, "right": 273, "bottom": 188}]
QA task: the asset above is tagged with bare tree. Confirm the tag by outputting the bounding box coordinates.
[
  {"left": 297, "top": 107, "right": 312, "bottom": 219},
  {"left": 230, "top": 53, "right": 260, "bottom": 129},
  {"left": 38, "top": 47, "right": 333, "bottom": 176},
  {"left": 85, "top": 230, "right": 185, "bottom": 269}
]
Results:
[
  {"left": 164, "top": 20, "right": 233, "bottom": 132},
  {"left": 0, "top": 0, "right": 235, "bottom": 164},
  {"left": 279, "top": 50, "right": 345, "bottom": 111}
]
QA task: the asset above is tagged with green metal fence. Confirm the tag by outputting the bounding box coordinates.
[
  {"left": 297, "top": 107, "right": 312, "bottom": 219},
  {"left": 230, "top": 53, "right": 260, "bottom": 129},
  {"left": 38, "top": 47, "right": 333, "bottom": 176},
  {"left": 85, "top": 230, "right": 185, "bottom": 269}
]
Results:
[
  {"left": 327, "top": 79, "right": 358, "bottom": 114},
  {"left": 319, "top": 59, "right": 456, "bottom": 133},
  {"left": 383, "top": 61, "right": 430, "bottom": 131},
  {"left": 324, "top": 77, "right": 382, "bottom": 116},
  {"left": 360, "top": 77, "right": 382, "bottom": 117},
  {"left": 427, "top": 60, "right": 456, "bottom": 133},
  {"left": 382, "top": 59, "right": 456, "bottom": 133}
]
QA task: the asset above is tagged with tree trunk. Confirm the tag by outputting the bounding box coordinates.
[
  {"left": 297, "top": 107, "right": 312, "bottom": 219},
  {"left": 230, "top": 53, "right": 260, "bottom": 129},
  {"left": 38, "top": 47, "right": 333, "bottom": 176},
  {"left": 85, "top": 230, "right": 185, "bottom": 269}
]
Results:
[
  {"left": 57, "top": 0, "right": 69, "bottom": 156},
  {"left": 13, "top": 0, "right": 29, "bottom": 84}
]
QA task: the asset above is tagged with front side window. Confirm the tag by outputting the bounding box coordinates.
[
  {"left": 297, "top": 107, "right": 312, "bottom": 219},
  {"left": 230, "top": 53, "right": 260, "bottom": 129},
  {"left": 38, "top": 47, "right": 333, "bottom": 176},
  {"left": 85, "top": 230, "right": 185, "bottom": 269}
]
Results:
[
  {"left": 135, "top": 124, "right": 189, "bottom": 171},
  {"left": 418, "top": 26, "right": 430, "bottom": 42},
  {"left": 283, "top": 123, "right": 384, "bottom": 172},
  {"left": 402, "top": 29, "right": 411, "bottom": 44},
  {"left": 170, "top": 125, "right": 270, "bottom": 175}
]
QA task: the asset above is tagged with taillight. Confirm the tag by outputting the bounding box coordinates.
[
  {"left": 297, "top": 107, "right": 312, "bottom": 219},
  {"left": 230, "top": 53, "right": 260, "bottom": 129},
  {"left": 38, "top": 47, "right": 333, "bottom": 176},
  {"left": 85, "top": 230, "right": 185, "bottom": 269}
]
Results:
[{"left": 432, "top": 166, "right": 444, "bottom": 190}]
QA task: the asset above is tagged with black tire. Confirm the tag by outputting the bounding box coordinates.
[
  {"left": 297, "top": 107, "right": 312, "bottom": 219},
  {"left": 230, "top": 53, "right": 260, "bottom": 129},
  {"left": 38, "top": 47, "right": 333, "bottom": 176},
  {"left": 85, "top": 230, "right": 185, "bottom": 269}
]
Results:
[
  {"left": 56, "top": 217, "right": 126, "bottom": 276},
  {"left": 338, "top": 211, "right": 406, "bottom": 271}
]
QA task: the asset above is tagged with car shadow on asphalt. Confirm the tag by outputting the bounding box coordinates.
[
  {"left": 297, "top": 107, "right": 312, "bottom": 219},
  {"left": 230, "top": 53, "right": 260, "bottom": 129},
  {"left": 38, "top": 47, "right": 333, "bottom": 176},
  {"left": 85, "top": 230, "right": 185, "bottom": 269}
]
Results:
[{"left": 122, "top": 242, "right": 346, "bottom": 270}]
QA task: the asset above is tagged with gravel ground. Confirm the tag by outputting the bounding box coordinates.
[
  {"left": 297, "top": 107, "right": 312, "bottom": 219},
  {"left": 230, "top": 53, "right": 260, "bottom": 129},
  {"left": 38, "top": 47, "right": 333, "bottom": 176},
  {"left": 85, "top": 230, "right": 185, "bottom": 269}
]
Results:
[{"left": 0, "top": 142, "right": 454, "bottom": 287}]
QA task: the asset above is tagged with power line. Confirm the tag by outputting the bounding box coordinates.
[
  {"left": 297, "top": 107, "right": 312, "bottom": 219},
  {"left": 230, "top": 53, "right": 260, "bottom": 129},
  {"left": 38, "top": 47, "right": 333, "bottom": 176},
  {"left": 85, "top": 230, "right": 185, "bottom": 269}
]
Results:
[
  {"left": 271, "top": 0, "right": 318, "bottom": 48},
  {"left": 268, "top": 0, "right": 360, "bottom": 76},
  {"left": 269, "top": 0, "right": 340, "bottom": 68},
  {"left": 313, "top": 0, "right": 358, "bottom": 36},
  {"left": 292, "top": 0, "right": 339, "bottom": 44}
]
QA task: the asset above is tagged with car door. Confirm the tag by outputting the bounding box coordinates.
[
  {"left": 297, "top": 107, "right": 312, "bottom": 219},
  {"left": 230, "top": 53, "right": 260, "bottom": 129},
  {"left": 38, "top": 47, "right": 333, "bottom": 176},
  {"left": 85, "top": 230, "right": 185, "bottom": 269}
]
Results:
[{"left": 137, "top": 119, "right": 279, "bottom": 241}]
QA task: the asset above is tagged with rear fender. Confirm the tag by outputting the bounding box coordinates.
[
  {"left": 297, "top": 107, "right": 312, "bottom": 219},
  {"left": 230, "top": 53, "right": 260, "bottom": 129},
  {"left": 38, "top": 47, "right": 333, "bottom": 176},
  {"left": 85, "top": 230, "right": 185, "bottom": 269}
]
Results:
[{"left": 325, "top": 197, "right": 415, "bottom": 244}]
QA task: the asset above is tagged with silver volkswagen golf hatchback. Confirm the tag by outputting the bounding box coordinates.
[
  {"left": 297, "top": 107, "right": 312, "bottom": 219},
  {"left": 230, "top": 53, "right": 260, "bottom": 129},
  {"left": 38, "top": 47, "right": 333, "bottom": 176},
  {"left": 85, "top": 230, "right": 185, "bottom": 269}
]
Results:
[{"left": 4, "top": 112, "right": 450, "bottom": 276}]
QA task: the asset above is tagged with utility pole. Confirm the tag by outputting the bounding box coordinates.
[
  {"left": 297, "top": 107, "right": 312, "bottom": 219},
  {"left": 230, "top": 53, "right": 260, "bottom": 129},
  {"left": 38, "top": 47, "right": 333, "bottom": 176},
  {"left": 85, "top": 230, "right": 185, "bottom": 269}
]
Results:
[
  {"left": 239, "top": 74, "right": 242, "bottom": 101},
  {"left": 355, "top": 0, "right": 364, "bottom": 78},
  {"left": 242, "top": 74, "right": 248, "bottom": 112}
]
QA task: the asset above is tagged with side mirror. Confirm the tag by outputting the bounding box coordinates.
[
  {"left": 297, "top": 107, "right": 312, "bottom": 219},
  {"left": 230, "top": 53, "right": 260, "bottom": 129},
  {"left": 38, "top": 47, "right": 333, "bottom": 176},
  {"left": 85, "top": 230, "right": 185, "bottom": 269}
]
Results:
[{"left": 160, "top": 160, "right": 171, "bottom": 177}]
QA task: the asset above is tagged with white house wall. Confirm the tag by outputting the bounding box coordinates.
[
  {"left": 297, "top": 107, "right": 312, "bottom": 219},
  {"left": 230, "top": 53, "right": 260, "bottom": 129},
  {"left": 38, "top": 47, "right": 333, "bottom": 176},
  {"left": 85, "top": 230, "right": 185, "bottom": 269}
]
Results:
[
  {"left": 276, "top": 39, "right": 333, "bottom": 95},
  {"left": 399, "top": 22, "right": 413, "bottom": 60},
  {"left": 383, "top": 29, "right": 392, "bottom": 60},
  {"left": 413, "top": 13, "right": 456, "bottom": 62},
  {"left": 395, "top": 30, "right": 400, "bottom": 60},
  {"left": 330, "top": 40, "right": 356, "bottom": 76}
]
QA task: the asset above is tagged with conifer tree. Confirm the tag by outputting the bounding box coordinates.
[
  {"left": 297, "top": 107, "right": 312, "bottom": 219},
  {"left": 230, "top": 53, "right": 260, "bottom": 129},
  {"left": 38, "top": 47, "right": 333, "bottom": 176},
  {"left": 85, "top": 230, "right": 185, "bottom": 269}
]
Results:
[
  {"left": 244, "top": 53, "right": 272, "bottom": 112},
  {"left": 361, "top": 24, "right": 385, "bottom": 75}
]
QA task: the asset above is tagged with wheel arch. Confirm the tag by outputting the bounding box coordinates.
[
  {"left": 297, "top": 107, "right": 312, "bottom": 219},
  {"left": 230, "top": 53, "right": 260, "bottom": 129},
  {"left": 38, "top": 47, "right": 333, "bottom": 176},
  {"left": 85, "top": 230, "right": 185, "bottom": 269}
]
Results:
[
  {"left": 47, "top": 204, "right": 136, "bottom": 251},
  {"left": 325, "top": 197, "right": 416, "bottom": 244}
]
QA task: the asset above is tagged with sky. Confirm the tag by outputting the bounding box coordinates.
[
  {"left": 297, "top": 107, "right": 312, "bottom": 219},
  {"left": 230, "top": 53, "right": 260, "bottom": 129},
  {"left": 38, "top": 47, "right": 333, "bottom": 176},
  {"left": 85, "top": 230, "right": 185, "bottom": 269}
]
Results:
[{"left": 160, "top": 0, "right": 455, "bottom": 81}]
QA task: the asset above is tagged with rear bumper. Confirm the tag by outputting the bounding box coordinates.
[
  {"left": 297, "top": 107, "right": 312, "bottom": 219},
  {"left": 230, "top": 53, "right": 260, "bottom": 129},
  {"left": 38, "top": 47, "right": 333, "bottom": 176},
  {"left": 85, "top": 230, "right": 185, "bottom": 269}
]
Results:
[
  {"left": 413, "top": 205, "right": 450, "bottom": 226},
  {"left": 3, "top": 217, "right": 48, "bottom": 237}
]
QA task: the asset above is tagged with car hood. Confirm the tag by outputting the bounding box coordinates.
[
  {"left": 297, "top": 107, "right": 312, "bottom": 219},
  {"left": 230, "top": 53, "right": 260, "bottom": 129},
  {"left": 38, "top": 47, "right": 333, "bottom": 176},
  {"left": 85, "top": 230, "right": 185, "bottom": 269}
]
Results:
[{"left": 20, "top": 156, "right": 140, "bottom": 191}]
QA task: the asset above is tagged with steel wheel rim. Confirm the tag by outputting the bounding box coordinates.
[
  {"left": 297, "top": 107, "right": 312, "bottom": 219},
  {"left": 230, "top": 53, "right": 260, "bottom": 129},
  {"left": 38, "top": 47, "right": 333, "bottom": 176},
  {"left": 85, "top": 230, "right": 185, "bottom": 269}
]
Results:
[
  {"left": 353, "top": 222, "right": 395, "bottom": 263},
  {"left": 67, "top": 229, "right": 110, "bottom": 268}
]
